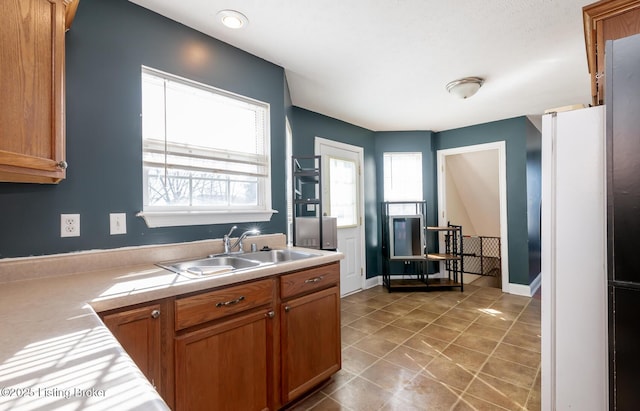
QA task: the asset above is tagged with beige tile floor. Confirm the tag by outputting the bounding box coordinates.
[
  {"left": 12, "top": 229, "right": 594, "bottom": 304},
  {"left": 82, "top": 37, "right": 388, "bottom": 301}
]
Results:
[{"left": 288, "top": 281, "right": 541, "bottom": 411}]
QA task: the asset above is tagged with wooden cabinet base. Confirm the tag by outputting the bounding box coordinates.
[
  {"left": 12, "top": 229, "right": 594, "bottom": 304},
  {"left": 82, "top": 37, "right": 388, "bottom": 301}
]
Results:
[
  {"left": 101, "top": 261, "right": 342, "bottom": 411},
  {"left": 175, "top": 309, "right": 275, "bottom": 411},
  {"left": 102, "top": 303, "right": 163, "bottom": 393},
  {"left": 280, "top": 274, "right": 341, "bottom": 404}
]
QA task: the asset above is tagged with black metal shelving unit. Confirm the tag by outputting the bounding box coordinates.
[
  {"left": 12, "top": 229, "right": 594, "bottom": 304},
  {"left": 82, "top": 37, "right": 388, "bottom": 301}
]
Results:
[
  {"left": 381, "top": 201, "right": 463, "bottom": 292},
  {"left": 426, "top": 224, "right": 464, "bottom": 292}
]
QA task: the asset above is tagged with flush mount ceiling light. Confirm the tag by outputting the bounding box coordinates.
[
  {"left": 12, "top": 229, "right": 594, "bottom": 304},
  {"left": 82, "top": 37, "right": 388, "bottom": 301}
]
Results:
[
  {"left": 446, "top": 77, "right": 484, "bottom": 99},
  {"left": 217, "top": 10, "right": 248, "bottom": 29}
]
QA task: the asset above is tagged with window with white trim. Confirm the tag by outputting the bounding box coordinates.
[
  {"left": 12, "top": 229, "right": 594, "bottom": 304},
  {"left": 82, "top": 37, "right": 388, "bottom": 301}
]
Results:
[
  {"left": 383, "top": 152, "right": 423, "bottom": 214},
  {"left": 138, "top": 67, "right": 273, "bottom": 227}
]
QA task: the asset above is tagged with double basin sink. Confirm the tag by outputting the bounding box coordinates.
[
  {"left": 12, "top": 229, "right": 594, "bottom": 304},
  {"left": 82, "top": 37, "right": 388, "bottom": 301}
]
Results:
[{"left": 158, "top": 249, "right": 319, "bottom": 278}]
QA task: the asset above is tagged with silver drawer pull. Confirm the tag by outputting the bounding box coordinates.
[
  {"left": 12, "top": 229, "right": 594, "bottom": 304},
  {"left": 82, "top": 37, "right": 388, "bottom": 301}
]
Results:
[
  {"left": 150, "top": 309, "right": 161, "bottom": 319},
  {"left": 304, "top": 276, "right": 324, "bottom": 284},
  {"left": 215, "top": 295, "right": 245, "bottom": 308}
]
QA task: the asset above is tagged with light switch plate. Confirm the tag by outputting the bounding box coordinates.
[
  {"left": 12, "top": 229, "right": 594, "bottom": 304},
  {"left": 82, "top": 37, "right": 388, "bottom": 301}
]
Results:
[
  {"left": 61, "top": 214, "right": 80, "bottom": 238},
  {"left": 110, "top": 213, "right": 127, "bottom": 235}
]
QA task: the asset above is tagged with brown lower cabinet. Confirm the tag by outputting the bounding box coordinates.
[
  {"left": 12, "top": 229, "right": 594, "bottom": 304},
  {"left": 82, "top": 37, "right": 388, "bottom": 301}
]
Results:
[
  {"left": 175, "top": 308, "right": 275, "bottom": 411},
  {"left": 101, "top": 302, "right": 164, "bottom": 394},
  {"left": 99, "top": 261, "right": 341, "bottom": 411},
  {"left": 280, "top": 286, "right": 341, "bottom": 403}
]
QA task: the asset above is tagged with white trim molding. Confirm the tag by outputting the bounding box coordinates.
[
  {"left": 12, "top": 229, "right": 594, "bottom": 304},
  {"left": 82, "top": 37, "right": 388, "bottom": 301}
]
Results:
[
  {"left": 315, "top": 137, "right": 366, "bottom": 295},
  {"left": 506, "top": 273, "right": 541, "bottom": 297},
  {"left": 137, "top": 209, "right": 277, "bottom": 228}
]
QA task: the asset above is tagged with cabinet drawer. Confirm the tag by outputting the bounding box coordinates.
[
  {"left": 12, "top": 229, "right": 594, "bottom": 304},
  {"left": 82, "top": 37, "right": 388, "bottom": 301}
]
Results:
[
  {"left": 280, "top": 262, "right": 339, "bottom": 299},
  {"left": 175, "top": 279, "right": 274, "bottom": 331}
]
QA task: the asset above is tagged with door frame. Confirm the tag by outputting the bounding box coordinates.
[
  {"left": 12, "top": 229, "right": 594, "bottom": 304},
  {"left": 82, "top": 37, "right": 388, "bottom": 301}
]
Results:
[
  {"left": 436, "top": 141, "right": 509, "bottom": 292},
  {"left": 314, "top": 137, "right": 366, "bottom": 294}
]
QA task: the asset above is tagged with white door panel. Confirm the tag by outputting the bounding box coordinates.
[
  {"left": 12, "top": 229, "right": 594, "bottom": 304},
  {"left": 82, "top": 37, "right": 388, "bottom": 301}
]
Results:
[
  {"left": 315, "top": 137, "right": 364, "bottom": 296},
  {"left": 340, "top": 235, "right": 359, "bottom": 296}
]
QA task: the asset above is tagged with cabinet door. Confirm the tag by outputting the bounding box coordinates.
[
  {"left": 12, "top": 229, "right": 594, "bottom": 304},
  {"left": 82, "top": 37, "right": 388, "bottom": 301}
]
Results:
[
  {"left": 281, "top": 286, "right": 341, "bottom": 403},
  {"left": 175, "top": 309, "right": 275, "bottom": 411},
  {"left": 0, "top": 0, "right": 71, "bottom": 183},
  {"left": 583, "top": 1, "right": 640, "bottom": 105},
  {"left": 102, "top": 303, "right": 162, "bottom": 390}
]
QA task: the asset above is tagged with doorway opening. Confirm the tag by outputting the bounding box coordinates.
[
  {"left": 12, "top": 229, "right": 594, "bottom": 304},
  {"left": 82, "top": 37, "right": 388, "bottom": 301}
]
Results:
[{"left": 437, "top": 142, "right": 509, "bottom": 291}]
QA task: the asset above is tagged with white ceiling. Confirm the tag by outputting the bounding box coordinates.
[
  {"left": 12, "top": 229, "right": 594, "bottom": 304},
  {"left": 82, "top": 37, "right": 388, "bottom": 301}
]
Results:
[{"left": 129, "top": 0, "right": 594, "bottom": 132}]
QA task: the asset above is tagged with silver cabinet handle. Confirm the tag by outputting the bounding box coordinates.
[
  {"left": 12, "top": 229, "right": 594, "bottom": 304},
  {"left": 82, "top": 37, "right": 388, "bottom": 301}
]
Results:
[
  {"left": 215, "top": 295, "right": 245, "bottom": 308},
  {"left": 57, "top": 161, "right": 68, "bottom": 170},
  {"left": 150, "top": 309, "right": 160, "bottom": 319},
  {"left": 266, "top": 311, "right": 275, "bottom": 319},
  {"left": 284, "top": 306, "right": 291, "bottom": 313},
  {"left": 304, "top": 276, "right": 324, "bottom": 284}
]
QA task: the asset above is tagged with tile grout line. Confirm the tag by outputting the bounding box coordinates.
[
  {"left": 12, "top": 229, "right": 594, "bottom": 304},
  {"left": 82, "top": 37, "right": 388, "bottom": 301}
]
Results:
[
  {"left": 338, "top": 286, "right": 539, "bottom": 411},
  {"left": 451, "top": 296, "right": 537, "bottom": 411},
  {"left": 364, "top": 287, "right": 491, "bottom": 410},
  {"left": 336, "top": 290, "right": 466, "bottom": 409},
  {"left": 346, "top": 288, "right": 527, "bottom": 410}
]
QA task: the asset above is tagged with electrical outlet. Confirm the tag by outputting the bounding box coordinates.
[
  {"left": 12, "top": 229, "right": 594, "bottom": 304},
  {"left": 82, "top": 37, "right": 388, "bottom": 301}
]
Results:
[
  {"left": 109, "top": 213, "right": 127, "bottom": 235},
  {"left": 61, "top": 214, "right": 80, "bottom": 238}
]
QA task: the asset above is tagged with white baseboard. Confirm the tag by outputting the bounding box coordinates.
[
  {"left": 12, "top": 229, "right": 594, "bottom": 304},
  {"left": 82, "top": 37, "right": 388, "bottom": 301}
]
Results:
[
  {"left": 365, "top": 276, "right": 381, "bottom": 289},
  {"left": 505, "top": 272, "right": 541, "bottom": 297},
  {"left": 529, "top": 272, "right": 541, "bottom": 295}
]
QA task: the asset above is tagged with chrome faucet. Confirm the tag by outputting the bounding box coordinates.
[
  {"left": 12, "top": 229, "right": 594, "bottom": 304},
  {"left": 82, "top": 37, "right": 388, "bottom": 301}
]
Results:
[{"left": 223, "top": 226, "right": 260, "bottom": 254}]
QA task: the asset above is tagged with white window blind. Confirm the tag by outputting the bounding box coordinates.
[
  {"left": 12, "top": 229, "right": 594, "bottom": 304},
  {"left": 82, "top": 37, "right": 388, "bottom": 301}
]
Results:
[
  {"left": 383, "top": 152, "right": 423, "bottom": 214},
  {"left": 139, "top": 67, "right": 273, "bottom": 227}
]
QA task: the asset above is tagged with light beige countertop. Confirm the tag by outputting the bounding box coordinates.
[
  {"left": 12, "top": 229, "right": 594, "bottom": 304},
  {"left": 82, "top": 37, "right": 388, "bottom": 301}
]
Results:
[{"left": 0, "top": 234, "right": 342, "bottom": 410}]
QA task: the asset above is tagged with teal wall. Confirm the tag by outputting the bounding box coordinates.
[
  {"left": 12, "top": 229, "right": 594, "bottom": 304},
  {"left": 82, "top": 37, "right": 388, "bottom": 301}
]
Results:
[
  {"left": 0, "top": 0, "right": 288, "bottom": 258},
  {"left": 373, "top": 131, "right": 438, "bottom": 274},
  {"left": 434, "top": 117, "right": 533, "bottom": 285},
  {"left": 289, "top": 107, "right": 380, "bottom": 278},
  {"left": 0, "top": 0, "right": 541, "bottom": 288}
]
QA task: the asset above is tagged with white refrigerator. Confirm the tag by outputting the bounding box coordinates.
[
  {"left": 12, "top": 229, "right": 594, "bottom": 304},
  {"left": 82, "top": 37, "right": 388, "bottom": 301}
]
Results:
[{"left": 541, "top": 105, "right": 608, "bottom": 410}]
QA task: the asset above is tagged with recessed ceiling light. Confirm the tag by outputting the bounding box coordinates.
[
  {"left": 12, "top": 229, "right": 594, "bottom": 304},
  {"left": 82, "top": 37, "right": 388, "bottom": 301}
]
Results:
[{"left": 217, "top": 10, "right": 248, "bottom": 29}]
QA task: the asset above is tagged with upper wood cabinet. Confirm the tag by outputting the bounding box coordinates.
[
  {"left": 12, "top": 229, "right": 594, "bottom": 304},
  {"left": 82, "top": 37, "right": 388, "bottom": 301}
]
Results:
[
  {"left": 0, "top": 0, "right": 78, "bottom": 183},
  {"left": 583, "top": 0, "right": 640, "bottom": 105}
]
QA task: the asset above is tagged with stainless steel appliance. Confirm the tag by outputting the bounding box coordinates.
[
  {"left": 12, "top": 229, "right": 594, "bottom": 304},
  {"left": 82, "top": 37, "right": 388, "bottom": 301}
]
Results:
[{"left": 294, "top": 216, "right": 337, "bottom": 250}]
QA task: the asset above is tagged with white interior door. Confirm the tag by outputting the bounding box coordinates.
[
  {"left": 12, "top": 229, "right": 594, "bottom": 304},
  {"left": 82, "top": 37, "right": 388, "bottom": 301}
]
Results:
[{"left": 315, "top": 137, "right": 364, "bottom": 296}]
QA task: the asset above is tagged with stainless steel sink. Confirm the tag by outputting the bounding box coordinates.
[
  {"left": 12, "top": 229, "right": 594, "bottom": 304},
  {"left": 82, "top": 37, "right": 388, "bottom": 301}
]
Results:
[
  {"left": 241, "top": 249, "right": 320, "bottom": 263},
  {"left": 158, "top": 249, "right": 320, "bottom": 279},
  {"left": 158, "top": 256, "right": 263, "bottom": 278}
]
